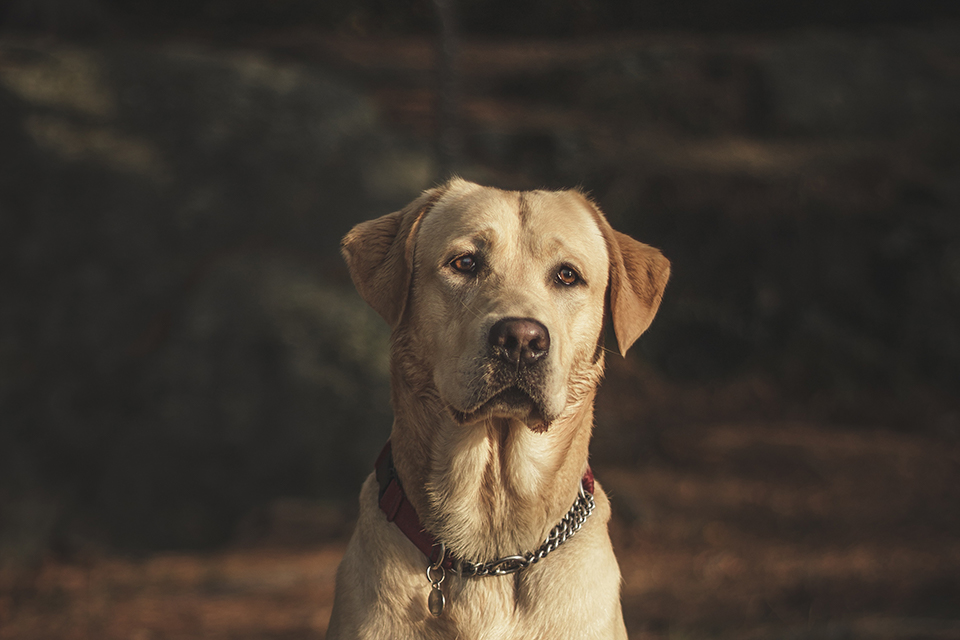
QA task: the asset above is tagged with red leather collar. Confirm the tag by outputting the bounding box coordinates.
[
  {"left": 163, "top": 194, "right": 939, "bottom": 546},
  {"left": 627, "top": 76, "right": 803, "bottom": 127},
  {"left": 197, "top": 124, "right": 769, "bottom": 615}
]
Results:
[{"left": 375, "top": 440, "right": 595, "bottom": 571}]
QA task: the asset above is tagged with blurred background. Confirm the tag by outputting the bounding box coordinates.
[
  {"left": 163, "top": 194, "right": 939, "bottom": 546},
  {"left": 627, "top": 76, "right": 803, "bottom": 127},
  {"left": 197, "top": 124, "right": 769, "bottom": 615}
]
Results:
[{"left": 1, "top": 1, "right": 959, "bottom": 638}]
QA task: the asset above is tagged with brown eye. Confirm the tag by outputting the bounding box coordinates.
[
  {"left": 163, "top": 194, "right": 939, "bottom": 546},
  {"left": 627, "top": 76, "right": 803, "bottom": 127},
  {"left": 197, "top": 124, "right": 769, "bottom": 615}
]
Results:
[
  {"left": 451, "top": 254, "right": 478, "bottom": 273},
  {"left": 557, "top": 265, "right": 580, "bottom": 286}
]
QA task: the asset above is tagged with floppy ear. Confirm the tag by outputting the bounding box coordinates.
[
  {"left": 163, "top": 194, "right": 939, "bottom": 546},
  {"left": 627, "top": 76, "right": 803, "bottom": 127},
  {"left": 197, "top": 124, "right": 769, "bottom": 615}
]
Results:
[
  {"left": 575, "top": 192, "right": 670, "bottom": 356},
  {"left": 606, "top": 229, "right": 671, "bottom": 356},
  {"left": 341, "top": 186, "right": 446, "bottom": 327}
]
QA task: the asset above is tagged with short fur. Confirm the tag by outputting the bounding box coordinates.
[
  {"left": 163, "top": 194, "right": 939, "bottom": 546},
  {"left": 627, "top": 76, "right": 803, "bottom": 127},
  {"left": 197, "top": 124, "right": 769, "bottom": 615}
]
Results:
[{"left": 328, "top": 179, "right": 670, "bottom": 639}]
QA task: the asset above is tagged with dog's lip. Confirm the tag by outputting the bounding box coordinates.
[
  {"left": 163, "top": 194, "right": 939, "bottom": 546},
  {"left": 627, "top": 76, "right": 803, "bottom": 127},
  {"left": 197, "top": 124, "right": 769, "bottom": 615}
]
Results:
[{"left": 450, "top": 386, "right": 549, "bottom": 430}]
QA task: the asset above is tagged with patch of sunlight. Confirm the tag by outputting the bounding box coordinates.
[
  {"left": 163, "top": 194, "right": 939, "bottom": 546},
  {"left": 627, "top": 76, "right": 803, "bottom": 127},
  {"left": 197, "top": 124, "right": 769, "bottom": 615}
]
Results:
[
  {"left": 24, "top": 115, "right": 169, "bottom": 181},
  {"left": 631, "top": 132, "right": 867, "bottom": 177},
  {"left": 228, "top": 53, "right": 303, "bottom": 95},
  {"left": 163, "top": 47, "right": 302, "bottom": 96},
  {"left": 362, "top": 147, "right": 437, "bottom": 201},
  {"left": 0, "top": 49, "right": 116, "bottom": 118}
]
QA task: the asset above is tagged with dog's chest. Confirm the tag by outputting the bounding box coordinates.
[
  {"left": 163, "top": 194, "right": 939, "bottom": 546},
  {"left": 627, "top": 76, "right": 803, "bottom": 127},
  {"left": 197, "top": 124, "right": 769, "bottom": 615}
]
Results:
[{"left": 423, "top": 572, "right": 543, "bottom": 639}]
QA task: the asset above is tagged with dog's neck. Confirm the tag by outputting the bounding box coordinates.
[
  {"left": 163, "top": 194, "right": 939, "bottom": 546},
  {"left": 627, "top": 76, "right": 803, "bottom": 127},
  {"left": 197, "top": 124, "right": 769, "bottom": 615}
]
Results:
[{"left": 388, "top": 354, "right": 601, "bottom": 562}]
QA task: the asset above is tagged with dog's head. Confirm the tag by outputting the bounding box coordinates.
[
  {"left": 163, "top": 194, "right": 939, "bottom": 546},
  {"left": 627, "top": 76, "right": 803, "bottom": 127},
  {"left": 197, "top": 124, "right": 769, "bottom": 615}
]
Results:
[{"left": 342, "top": 179, "right": 669, "bottom": 431}]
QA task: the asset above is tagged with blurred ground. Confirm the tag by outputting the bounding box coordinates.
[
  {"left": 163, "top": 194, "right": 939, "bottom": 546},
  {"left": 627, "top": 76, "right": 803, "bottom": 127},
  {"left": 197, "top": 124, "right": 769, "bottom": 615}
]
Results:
[
  {"left": 1, "top": 19, "right": 959, "bottom": 640},
  {"left": 2, "top": 422, "right": 958, "bottom": 639}
]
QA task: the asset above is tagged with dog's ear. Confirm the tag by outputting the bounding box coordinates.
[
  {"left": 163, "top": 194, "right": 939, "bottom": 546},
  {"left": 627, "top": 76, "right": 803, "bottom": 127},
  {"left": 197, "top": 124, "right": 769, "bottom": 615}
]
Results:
[
  {"left": 575, "top": 192, "right": 670, "bottom": 356},
  {"left": 606, "top": 229, "right": 670, "bottom": 356},
  {"left": 341, "top": 186, "right": 446, "bottom": 327}
]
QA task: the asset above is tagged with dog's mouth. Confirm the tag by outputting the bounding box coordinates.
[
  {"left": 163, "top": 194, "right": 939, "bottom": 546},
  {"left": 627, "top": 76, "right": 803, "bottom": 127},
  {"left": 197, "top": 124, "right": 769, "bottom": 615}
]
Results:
[{"left": 451, "top": 386, "right": 550, "bottom": 432}]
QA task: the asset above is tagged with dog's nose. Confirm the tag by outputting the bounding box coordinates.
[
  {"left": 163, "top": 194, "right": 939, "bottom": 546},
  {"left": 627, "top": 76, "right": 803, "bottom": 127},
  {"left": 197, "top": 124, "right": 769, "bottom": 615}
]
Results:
[{"left": 489, "top": 317, "right": 550, "bottom": 367}]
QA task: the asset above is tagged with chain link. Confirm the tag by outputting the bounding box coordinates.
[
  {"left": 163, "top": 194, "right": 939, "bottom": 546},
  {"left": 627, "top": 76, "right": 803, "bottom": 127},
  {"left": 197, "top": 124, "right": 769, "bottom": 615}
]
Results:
[{"left": 450, "top": 482, "right": 596, "bottom": 578}]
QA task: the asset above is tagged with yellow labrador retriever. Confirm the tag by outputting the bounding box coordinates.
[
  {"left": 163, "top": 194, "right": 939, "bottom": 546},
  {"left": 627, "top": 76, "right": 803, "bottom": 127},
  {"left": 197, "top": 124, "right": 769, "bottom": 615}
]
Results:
[{"left": 328, "top": 178, "right": 669, "bottom": 639}]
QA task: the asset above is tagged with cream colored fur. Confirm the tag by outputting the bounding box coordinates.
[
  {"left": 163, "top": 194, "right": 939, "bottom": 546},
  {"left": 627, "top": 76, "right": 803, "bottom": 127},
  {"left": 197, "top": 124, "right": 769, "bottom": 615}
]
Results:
[{"left": 327, "top": 179, "right": 669, "bottom": 639}]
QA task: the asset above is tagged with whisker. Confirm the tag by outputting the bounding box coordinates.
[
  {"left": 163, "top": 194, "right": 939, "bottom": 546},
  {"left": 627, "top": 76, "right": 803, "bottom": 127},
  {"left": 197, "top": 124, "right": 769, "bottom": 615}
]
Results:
[{"left": 457, "top": 298, "right": 485, "bottom": 322}]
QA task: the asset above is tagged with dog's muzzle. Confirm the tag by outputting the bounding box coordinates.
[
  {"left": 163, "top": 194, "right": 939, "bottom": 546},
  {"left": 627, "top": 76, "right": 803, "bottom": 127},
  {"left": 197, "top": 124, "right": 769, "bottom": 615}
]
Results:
[{"left": 450, "top": 317, "right": 554, "bottom": 429}]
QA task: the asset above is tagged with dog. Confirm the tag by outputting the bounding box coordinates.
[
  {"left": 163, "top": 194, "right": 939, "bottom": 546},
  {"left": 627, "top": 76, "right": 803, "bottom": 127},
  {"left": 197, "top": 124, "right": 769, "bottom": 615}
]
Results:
[{"left": 327, "top": 178, "right": 669, "bottom": 639}]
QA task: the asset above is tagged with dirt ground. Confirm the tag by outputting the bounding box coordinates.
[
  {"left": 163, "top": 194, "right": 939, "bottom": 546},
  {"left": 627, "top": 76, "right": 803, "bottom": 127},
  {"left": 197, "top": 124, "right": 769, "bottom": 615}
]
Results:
[{"left": 2, "top": 420, "right": 958, "bottom": 640}]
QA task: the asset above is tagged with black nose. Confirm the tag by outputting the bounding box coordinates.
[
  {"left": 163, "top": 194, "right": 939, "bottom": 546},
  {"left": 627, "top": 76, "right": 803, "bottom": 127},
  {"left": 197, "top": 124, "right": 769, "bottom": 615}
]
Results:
[{"left": 488, "top": 317, "right": 550, "bottom": 367}]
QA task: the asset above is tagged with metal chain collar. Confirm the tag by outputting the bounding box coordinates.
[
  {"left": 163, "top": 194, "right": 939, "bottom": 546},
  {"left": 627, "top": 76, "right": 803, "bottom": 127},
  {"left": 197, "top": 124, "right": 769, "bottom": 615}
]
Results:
[{"left": 443, "top": 481, "right": 596, "bottom": 578}]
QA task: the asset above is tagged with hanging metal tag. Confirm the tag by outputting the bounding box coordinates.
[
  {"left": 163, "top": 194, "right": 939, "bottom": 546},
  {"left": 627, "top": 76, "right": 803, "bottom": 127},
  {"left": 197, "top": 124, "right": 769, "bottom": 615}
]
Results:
[
  {"left": 426, "top": 543, "right": 446, "bottom": 617},
  {"left": 428, "top": 583, "right": 445, "bottom": 616}
]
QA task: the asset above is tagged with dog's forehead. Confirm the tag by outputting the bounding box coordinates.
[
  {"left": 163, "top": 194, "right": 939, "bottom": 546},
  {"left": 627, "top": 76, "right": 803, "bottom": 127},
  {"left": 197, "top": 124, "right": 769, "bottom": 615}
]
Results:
[
  {"left": 420, "top": 185, "right": 519, "bottom": 242},
  {"left": 523, "top": 190, "right": 606, "bottom": 250},
  {"left": 417, "top": 186, "right": 607, "bottom": 263}
]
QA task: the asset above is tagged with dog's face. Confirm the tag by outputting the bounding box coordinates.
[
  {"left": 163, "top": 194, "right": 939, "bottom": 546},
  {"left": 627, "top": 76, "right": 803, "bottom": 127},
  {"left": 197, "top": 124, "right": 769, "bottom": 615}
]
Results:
[
  {"left": 342, "top": 179, "right": 670, "bottom": 432},
  {"left": 410, "top": 185, "right": 610, "bottom": 429}
]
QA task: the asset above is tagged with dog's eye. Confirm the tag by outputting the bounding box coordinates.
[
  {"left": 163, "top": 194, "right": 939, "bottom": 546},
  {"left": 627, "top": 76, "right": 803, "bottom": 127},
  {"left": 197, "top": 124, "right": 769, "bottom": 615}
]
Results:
[
  {"left": 451, "top": 254, "right": 479, "bottom": 274},
  {"left": 557, "top": 265, "right": 580, "bottom": 286}
]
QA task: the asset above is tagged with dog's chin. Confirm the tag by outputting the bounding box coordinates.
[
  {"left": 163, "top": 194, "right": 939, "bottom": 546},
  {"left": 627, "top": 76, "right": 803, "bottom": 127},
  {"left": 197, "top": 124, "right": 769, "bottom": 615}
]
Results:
[{"left": 451, "top": 387, "right": 551, "bottom": 433}]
